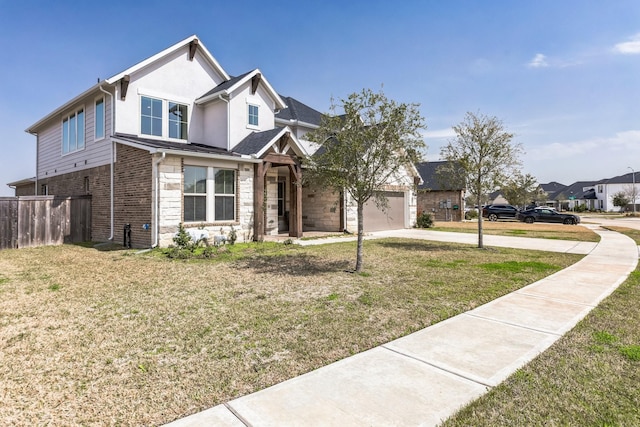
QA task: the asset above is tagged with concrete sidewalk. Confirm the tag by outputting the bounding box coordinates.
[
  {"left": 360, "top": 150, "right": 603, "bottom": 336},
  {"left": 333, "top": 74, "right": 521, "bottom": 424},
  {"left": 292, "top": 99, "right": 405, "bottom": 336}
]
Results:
[{"left": 165, "top": 226, "right": 638, "bottom": 427}]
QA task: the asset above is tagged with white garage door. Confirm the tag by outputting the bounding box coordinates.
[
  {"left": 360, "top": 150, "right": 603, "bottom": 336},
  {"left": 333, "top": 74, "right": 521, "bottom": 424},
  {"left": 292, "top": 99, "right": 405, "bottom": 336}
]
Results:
[{"left": 363, "top": 191, "right": 405, "bottom": 232}]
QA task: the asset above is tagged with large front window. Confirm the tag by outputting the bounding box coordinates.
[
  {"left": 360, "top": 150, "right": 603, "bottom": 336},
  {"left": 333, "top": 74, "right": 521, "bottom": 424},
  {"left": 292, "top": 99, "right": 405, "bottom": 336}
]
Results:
[
  {"left": 169, "top": 102, "right": 188, "bottom": 140},
  {"left": 141, "top": 96, "right": 162, "bottom": 137},
  {"left": 62, "top": 108, "right": 85, "bottom": 154},
  {"left": 184, "top": 166, "right": 236, "bottom": 223},
  {"left": 184, "top": 166, "right": 207, "bottom": 222}
]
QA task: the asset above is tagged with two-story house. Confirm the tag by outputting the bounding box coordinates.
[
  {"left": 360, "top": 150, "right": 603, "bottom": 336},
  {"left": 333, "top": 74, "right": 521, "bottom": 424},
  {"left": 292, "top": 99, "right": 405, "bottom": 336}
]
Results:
[{"left": 24, "top": 35, "right": 418, "bottom": 247}]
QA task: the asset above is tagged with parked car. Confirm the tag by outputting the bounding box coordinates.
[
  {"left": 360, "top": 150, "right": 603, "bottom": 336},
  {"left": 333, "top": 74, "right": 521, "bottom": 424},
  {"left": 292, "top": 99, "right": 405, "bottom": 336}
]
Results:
[
  {"left": 516, "top": 207, "right": 581, "bottom": 225},
  {"left": 481, "top": 204, "right": 519, "bottom": 221}
]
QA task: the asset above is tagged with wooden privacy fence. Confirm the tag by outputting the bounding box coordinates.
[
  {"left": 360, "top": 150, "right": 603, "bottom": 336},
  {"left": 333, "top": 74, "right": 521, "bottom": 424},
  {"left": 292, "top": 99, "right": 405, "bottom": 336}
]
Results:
[{"left": 0, "top": 196, "right": 91, "bottom": 250}]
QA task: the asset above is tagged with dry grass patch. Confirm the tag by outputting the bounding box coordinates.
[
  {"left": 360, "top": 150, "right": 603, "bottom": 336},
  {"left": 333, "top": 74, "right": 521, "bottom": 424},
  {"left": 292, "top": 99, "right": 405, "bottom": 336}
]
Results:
[
  {"left": 442, "top": 229, "right": 640, "bottom": 427},
  {"left": 432, "top": 221, "right": 600, "bottom": 242},
  {"left": 0, "top": 240, "right": 582, "bottom": 426}
]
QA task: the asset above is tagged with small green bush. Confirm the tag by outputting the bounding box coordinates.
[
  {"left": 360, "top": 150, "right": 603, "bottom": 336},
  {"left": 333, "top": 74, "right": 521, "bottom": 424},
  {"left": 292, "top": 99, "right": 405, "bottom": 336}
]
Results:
[
  {"left": 416, "top": 212, "right": 434, "bottom": 228},
  {"left": 465, "top": 209, "right": 478, "bottom": 220}
]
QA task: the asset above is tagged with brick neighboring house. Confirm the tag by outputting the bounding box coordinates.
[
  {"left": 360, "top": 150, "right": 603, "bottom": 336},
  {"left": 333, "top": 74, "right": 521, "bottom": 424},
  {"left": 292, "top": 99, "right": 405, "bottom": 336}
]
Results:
[
  {"left": 20, "top": 35, "right": 419, "bottom": 247},
  {"left": 415, "top": 161, "right": 465, "bottom": 221}
]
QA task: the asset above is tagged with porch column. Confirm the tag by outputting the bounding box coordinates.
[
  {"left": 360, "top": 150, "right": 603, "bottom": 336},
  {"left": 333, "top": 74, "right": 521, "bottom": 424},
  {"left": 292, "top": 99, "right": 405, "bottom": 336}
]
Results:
[
  {"left": 288, "top": 163, "right": 303, "bottom": 238},
  {"left": 254, "top": 161, "right": 271, "bottom": 241}
]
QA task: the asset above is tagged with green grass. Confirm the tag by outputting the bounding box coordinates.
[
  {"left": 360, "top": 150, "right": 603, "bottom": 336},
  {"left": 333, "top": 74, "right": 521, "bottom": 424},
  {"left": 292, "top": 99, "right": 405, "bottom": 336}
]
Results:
[
  {"left": 441, "top": 229, "right": 640, "bottom": 427},
  {"left": 0, "top": 238, "right": 582, "bottom": 426}
]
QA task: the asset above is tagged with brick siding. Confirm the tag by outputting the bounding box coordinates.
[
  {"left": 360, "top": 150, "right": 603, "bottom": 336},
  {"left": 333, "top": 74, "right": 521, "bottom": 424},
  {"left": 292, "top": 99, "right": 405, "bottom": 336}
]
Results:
[{"left": 417, "top": 190, "right": 464, "bottom": 222}]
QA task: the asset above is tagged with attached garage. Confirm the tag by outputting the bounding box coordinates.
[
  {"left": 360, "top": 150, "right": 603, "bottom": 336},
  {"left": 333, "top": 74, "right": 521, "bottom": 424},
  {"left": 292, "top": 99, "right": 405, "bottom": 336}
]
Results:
[{"left": 363, "top": 191, "right": 406, "bottom": 232}]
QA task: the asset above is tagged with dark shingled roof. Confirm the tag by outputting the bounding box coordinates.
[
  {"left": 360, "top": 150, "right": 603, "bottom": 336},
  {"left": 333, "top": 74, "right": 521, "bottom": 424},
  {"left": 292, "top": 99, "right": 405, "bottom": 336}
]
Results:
[
  {"left": 197, "top": 70, "right": 255, "bottom": 100},
  {"left": 276, "top": 96, "right": 323, "bottom": 126},
  {"left": 539, "top": 181, "right": 566, "bottom": 198},
  {"left": 601, "top": 171, "right": 640, "bottom": 185},
  {"left": 232, "top": 128, "right": 285, "bottom": 156},
  {"left": 114, "top": 133, "right": 238, "bottom": 157},
  {"left": 415, "top": 161, "right": 464, "bottom": 191},
  {"left": 553, "top": 181, "right": 598, "bottom": 201}
]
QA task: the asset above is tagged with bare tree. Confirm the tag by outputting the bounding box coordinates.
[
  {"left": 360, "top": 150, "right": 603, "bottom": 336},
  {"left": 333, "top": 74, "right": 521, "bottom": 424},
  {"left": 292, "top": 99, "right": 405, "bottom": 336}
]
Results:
[{"left": 440, "top": 112, "right": 523, "bottom": 248}]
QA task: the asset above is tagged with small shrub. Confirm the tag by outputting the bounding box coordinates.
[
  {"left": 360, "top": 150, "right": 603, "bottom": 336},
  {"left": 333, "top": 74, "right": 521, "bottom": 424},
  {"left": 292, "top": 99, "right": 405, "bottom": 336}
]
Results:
[
  {"left": 228, "top": 226, "right": 237, "bottom": 245},
  {"left": 173, "top": 223, "right": 194, "bottom": 250},
  {"left": 283, "top": 238, "right": 294, "bottom": 245},
  {"left": 465, "top": 209, "right": 478, "bottom": 220},
  {"left": 416, "top": 211, "right": 434, "bottom": 228}
]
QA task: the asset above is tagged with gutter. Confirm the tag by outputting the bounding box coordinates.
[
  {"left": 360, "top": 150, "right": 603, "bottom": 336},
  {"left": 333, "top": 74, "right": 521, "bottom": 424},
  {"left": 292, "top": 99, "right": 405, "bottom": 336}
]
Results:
[{"left": 99, "top": 83, "right": 116, "bottom": 240}]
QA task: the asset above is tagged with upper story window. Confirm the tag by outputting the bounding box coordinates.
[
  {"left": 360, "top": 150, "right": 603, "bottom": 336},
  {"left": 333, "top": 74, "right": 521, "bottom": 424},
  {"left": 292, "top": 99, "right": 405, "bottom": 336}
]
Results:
[
  {"left": 248, "top": 104, "right": 259, "bottom": 127},
  {"left": 95, "top": 97, "right": 105, "bottom": 140},
  {"left": 141, "top": 96, "right": 163, "bottom": 137},
  {"left": 597, "top": 185, "right": 603, "bottom": 193},
  {"left": 169, "top": 102, "right": 188, "bottom": 140},
  {"left": 62, "top": 108, "right": 85, "bottom": 154}
]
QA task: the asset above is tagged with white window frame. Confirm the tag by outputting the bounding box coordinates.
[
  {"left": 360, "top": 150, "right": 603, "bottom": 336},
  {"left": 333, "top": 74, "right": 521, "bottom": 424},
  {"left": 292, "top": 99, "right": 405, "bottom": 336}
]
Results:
[
  {"left": 139, "top": 94, "right": 190, "bottom": 141},
  {"left": 247, "top": 103, "right": 259, "bottom": 129},
  {"left": 168, "top": 101, "right": 188, "bottom": 140},
  {"left": 94, "top": 96, "right": 106, "bottom": 141},
  {"left": 183, "top": 165, "right": 237, "bottom": 223},
  {"left": 61, "top": 107, "right": 85, "bottom": 155},
  {"left": 140, "top": 96, "right": 163, "bottom": 137}
]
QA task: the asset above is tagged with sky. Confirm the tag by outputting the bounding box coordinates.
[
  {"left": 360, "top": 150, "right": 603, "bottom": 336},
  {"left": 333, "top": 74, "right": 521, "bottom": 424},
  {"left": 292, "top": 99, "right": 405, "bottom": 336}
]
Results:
[{"left": 1, "top": 0, "right": 639, "bottom": 196}]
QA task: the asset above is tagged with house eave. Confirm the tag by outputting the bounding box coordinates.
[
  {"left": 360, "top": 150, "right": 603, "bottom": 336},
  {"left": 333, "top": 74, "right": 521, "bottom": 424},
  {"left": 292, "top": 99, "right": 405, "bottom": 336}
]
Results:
[{"left": 25, "top": 82, "right": 115, "bottom": 134}]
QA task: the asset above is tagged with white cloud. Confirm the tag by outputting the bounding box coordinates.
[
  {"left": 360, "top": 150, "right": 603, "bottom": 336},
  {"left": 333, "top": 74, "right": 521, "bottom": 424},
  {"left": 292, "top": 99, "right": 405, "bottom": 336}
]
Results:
[
  {"left": 423, "top": 128, "right": 456, "bottom": 139},
  {"left": 527, "top": 53, "right": 549, "bottom": 68},
  {"left": 528, "top": 130, "right": 640, "bottom": 161},
  {"left": 613, "top": 33, "right": 640, "bottom": 55}
]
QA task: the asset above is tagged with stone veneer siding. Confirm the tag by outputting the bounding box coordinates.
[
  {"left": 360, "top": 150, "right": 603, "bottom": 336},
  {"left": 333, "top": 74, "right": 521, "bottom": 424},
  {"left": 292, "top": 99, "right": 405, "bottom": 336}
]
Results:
[
  {"left": 416, "top": 190, "right": 464, "bottom": 222},
  {"left": 157, "top": 156, "right": 256, "bottom": 247},
  {"left": 302, "top": 185, "right": 342, "bottom": 232}
]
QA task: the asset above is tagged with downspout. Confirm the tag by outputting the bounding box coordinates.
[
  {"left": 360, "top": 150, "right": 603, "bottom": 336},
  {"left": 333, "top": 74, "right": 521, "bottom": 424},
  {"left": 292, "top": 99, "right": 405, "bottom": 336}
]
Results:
[
  {"left": 35, "top": 133, "right": 39, "bottom": 194},
  {"left": 218, "top": 94, "right": 230, "bottom": 150},
  {"left": 151, "top": 151, "right": 166, "bottom": 248},
  {"left": 99, "top": 84, "right": 115, "bottom": 240}
]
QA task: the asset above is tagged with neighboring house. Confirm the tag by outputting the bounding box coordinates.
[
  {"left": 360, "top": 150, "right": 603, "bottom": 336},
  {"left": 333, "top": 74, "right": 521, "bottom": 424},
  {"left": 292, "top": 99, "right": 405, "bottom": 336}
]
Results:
[
  {"left": 552, "top": 181, "right": 598, "bottom": 211},
  {"left": 536, "top": 181, "right": 567, "bottom": 208},
  {"left": 415, "top": 161, "right": 465, "bottom": 221},
  {"left": 487, "top": 190, "right": 509, "bottom": 206},
  {"left": 6, "top": 177, "right": 36, "bottom": 196},
  {"left": 592, "top": 171, "right": 640, "bottom": 212},
  {"left": 22, "top": 35, "right": 419, "bottom": 248}
]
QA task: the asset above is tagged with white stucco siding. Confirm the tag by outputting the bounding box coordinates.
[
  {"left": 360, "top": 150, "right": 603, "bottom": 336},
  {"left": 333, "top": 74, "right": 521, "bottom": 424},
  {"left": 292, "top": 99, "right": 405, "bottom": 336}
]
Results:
[
  {"left": 114, "top": 47, "right": 226, "bottom": 141},
  {"left": 228, "top": 83, "right": 277, "bottom": 150},
  {"left": 37, "top": 90, "right": 113, "bottom": 180},
  {"left": 202, "top": 101, "right": 227, "bottom": 149}
]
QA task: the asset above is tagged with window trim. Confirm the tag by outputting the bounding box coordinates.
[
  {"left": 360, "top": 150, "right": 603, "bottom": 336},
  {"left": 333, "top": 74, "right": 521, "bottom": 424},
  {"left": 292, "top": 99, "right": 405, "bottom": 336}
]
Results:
[
  {"left": 61, "top": 106, "right": 86, "bottom": 156},
  {"left": 183, "top": 165, "right": 237, "bottom": 224},
  {"left": 94, "top": 96, "right": 106, "bottom": 142},
  {"left": 140, "top": 95, "right": 163, "bottom": 138},
  {"left": 247, "top": 103, "right": 259, "bottom": 129}
]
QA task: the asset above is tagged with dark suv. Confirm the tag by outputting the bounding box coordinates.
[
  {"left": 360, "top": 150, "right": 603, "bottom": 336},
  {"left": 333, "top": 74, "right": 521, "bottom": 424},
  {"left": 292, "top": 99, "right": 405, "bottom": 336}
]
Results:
[{"left": 482, "top": 204, "right": 519, "bottom": 221}]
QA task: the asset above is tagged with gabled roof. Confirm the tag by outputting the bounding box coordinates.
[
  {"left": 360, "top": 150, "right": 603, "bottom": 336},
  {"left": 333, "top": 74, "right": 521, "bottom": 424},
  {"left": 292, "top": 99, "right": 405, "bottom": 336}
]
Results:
[
  {"left": 415, "top": 161, "right": 464, "bottom": 191},
  {"left": 538, "top": 181, "right": 566, "bottom": 198},
  {"left": 233, "top": 127, "right": 306, "bottom": 158},
  {"left": 275, "top": 96, "right": 323, "bottom": 127},
  {"left": 195, "top": 69, "right": 286, "bottom": 110},
  {"left": 27, "top": 35, "right": 229, "bottom": 133},
  {"left": 106, "top": 35, "right": 229, "bottom": 83},
  {"left": 553, "top": 181, "right": 598, "bottom": 201}
]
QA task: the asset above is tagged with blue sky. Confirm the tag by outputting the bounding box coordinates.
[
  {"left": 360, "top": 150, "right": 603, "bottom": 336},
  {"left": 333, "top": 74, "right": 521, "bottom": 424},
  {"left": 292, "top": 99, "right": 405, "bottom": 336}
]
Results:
[{"left": 1, "top": 0, "right": 639, "bottom": 196}]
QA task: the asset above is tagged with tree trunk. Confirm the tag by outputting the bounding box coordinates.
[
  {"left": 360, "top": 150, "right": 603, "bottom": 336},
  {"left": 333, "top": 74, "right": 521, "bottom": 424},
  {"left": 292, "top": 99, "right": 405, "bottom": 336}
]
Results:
[
  {"left": 477, "top": 194, "right": 484, "bottom": 249},
  {"left": 355, "top": 201, "right": 364, "bottom": 272}
]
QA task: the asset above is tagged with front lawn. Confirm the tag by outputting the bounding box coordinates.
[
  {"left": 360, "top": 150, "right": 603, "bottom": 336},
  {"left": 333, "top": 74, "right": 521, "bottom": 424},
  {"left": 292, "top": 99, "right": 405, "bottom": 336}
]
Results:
[
  {"left": 0, "top": 239, "right": 582, "bottom": 426},
  {"left": 432, "top": 221, "right": 600, "bottom": 242},
  {"left": 442, "top": 227, "right": 640, "bottom": 426}
]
